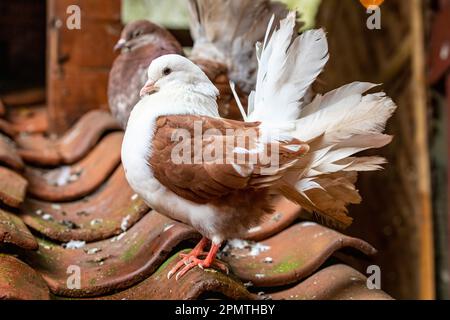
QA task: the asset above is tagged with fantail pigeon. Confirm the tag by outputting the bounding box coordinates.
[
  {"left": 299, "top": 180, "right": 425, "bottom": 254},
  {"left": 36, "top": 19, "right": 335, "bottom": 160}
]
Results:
[{"left": 121, "top": 12, "right": 396, "bottom": 280}]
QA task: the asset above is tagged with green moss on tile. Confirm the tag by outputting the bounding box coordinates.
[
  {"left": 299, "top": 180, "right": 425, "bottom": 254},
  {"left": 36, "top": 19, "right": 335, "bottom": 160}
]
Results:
[
  {"left": 270, "top": 259, "right": 302, "bottom": 274},
  {"left": 120, "top": 238, "right": 146, "bottom": 262}
]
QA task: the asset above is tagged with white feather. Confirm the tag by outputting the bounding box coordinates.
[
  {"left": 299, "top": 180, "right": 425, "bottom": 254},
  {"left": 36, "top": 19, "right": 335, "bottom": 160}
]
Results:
[
  {"left": 244, "top": 12, "right": 397, "bottom": 227},
  {"left": 248, "top": 12, "right": 329, "bottom": 123}
]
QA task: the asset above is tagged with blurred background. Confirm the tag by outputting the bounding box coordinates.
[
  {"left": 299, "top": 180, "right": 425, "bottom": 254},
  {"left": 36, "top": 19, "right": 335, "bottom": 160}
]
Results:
[{"left": 0, "top": 0, "right": 448, "bottom": 300}]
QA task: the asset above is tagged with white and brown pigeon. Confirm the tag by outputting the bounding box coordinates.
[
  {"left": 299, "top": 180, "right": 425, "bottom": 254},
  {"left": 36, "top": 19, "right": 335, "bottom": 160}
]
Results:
[
  {"left": 121, "top": 12, "right": 396, "bottom": 280},
  {"left": 109, "top": 0, "right": 292, "bottom": 127}
]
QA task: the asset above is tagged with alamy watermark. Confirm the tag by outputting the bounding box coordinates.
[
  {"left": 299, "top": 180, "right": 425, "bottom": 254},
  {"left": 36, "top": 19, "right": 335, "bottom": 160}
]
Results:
[
  {"left": 366, "top": 265, "right": 382, "bottom": 290},
  {"left": 170, "top": 121, "right": 287, "bottom": 173},
  {"left": 66, "top": 265, "right": 81, "bottom": 290}
]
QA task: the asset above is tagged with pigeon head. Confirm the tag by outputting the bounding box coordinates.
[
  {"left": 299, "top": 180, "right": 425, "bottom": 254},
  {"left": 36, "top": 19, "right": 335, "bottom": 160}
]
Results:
[
  {"left": 140, "top": 54, "right": 218, "bottom": 98},
  {"left": 114, "top": 20, "right": 168, "bottom": 51}
]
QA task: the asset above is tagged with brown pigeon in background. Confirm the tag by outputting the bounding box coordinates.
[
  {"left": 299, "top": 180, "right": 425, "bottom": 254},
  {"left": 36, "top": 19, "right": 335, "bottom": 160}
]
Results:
[
  {"left": 108, "top": 20, "right": 184, "bottom": 128},
  {"left": 108, "top": 0, "right": 292, "bottom": 128}
]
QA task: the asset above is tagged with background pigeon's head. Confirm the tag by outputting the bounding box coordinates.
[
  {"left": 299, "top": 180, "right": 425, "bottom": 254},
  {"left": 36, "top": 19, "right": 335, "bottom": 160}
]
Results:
[
  {"left": 114, "top": 20, "right": 168, "bottom": 52},
  {"left": 140, "top": 54, "right": 218, "bottom": 98}
]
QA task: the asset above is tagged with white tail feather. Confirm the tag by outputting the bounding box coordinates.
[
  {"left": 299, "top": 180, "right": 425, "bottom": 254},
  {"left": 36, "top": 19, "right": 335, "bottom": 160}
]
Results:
[
  {"left": 247, "top": 12, "right": 397, "bottom": 228},
  {"left": 248, "top": 12, "right": 329, "bottom": 123}
]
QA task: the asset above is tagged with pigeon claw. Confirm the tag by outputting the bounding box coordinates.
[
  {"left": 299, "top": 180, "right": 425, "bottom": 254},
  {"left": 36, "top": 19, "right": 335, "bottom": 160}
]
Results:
[{"left": 168, "top": 255, "right": 229, "bottom": 280}]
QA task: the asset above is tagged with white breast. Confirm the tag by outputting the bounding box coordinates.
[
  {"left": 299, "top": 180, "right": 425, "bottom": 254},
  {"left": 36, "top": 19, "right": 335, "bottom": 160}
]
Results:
[{"left": 121, "top": 88, "right": 226, "bottom": 241}]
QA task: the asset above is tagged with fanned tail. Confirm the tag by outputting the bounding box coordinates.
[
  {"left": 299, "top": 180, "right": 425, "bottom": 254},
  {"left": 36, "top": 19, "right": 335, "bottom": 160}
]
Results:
[{"left": 248, "top": 12, "right": 397, "bottom": 229}]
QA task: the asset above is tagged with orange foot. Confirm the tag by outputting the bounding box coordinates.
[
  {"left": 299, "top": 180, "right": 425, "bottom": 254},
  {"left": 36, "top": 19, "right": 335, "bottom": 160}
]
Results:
[{"left": 167, "top": 237, "right": 229, "bottom": 280}]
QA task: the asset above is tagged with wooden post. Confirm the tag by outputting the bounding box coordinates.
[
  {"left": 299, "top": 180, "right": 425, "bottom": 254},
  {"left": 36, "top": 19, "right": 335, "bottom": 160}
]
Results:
[
  {"left": 47, "top": 0, "right": 122, "bottom": 134},
  {"left": 411, "top": 0, "right": 435, "bottom": 300}
]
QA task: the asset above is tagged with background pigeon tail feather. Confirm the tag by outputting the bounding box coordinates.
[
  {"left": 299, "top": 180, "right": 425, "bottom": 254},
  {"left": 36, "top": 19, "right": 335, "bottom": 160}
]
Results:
[{"left": 187, "top": 0, "right": 295, "bottom": 93}]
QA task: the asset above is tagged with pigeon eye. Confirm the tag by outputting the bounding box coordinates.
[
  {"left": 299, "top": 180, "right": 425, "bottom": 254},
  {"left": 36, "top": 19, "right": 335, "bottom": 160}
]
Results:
[
  {"left": 163, "top": 67, "right": 172, "bottom": 76},
  {"left": 132, "top": 30, "right": 142, "bottom": 38}
]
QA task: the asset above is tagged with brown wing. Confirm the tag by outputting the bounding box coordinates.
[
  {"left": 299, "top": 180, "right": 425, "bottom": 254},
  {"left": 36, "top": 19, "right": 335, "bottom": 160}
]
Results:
[{"left": 149, "top": 115, "right": 309, "bottom": 204}]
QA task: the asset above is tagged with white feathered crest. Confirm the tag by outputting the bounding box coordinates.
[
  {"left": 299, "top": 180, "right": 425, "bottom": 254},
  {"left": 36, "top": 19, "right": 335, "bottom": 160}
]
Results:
[{"left": 242, "top": 12, "right": 397, "bottom": 228}]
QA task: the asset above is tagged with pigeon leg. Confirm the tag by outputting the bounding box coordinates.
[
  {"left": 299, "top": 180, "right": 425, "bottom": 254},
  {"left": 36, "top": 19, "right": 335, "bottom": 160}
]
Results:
[
  {"left": 179, "top": 237, "right": 209, "bottom": 259},
  {"left": 167, "top": 237, "right": 209, "bottom": 279},
  {"left": 174, "top": 242, "right": 229, "bottom": 281}
]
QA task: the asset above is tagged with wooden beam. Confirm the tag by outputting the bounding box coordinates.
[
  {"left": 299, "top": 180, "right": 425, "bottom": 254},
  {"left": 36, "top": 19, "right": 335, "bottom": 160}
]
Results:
[
  {"left": 47, "top": 0, "right": 122, "bottom": 134},
  {"left": 411, "top": 0, "right": 435, "bottom": 300}
]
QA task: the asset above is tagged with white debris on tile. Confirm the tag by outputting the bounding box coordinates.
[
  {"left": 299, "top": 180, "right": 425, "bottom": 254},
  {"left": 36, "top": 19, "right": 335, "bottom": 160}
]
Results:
[
  {"left": 221, "top": 239, "right": 270, "bottom": 257},
  {"left": 301, "top": 222, "right": 318, "bottom": 227},
  {"left": 163, "top": 223, "right": 174, "bottom": 232},
  {"left": 45, "top": 166, "right": 71, "bottom": 187},
  {"left": 313, "top": 230, "right": 330, "bottom": 239},
  {"left": 120, "top": 214, "right": 131, "bottom": 232},
  {"left": 90, "top": 218, "right": 103, "bottom": 226},
  {"left": 111, "top": 232, "right": 127, "bottom": 242},
  {"left": 85, "top": 247, "right": 102, "bottom": 255},
  {"left": 263, "top": 257, "right": 273, "bottom": 264},
  {"left": 255, "top": 273, "right": 265, "bottom": 279},
  {"left": 42, "top": 213, "right": 53, "bottom": 221},
  {"left": 224, "top": 239, "right": 248, "bottom": 250},
  {"left": 35, "top": 209, "right": 43, "bottom": 216},
  {"left": 51, "top": 204, "right": 62, "bottom": 210},
  {"left": 68, "top": 174, "right": 80, "bottom": 183},
  {"left": 64, "top": 240, "right": 86, "bottom": 249},
  {"left": 249, "top": 243, "right": 270, "bottom": 256},
  {"left": 243, "top": 281, "right": 253, "bottom": 288},
  {"left": 271, "top": 212, "right": 282, "bottom": 222},
  {"left": 248, "top": 226, "right": 262, "bottom": 233},
  {"left": 131, "top": 194, "right": 139, "bottom": 201}
]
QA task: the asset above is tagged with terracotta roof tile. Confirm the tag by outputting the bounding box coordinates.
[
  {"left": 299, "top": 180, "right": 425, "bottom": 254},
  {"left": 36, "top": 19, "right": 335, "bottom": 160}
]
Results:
[
  {"left": 24, "top": 132, "right": 122, "bottom": 202},
  {"left": 0, "top": 134, "right": 24, "bottom": 171},
  {"left": 16, "top": 110, "right": 121, "bottom": 166},
  {"left": 19, "top": 166, "right": 149, "bottom": 242},
  {"left": 0, "top": 254, "right": 50, "bottom": 300},
  {"left": 16, "top": 134, "right": 60, "bottom": 166},
  {"left": 0, "top": 99, "right": 5, "bottom": 117},
  {"left": 7, "top": 105, "right": 48, "bottom": 134},
  {"left": 19, "top": 212, "right": 198, "bottom": 297},
  {"left": 0, "top": 210, "right": 38, "bottom": 250},
  {"left": 270, "top": 264, "right": 393, "bottom": 300},
  {"left": 98, "top": 250, "right": 253, "bottom": 300},
  {"left": 0, "top": 167, "right": 27, "bottom": 208},
  {"left": 0, "top": 119, "right": 16, "bottom": 138},
  {"left": 0, "top": 102, "right": 393, "bottom": 300},
  {"left": 222, "top": 222, "right": 376, "bottom": 287},
  {"left": 244, "top": 197, "right": 301, "bottom": 241}
]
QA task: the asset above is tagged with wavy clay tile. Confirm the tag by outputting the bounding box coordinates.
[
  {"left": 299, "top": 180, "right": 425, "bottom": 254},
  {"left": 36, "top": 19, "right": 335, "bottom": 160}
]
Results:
[
  {"left": 16, "top": 110, "right": 121, "bottom": 166},
  {"left": 18, "top": 212, "right": 199, "bottom": 297},
  {"left": 0, "top": 167, "right": 27, "bottom": 208},
  {"left": 0, "top": 254, "right": 50, "bottom": 300},
  {"left": 19, "top": 166, "right": 149, "bottom": 242},
  {"left": 270, "top": 264, "right": 393, "bottom": 300},
  {"left": 0, "top": 209, "right": 38, "bottom": 250},
  {"left": 24, "top": 132, "right": 122, "bottom": 202},
  {"left": 98, "top": 251, "right": 253, "bottom": 300},
  {"left": 221, "top": 222, "right": 377, "bottom": 287},
  {"left": 0, "top": 134, "right": 24, "bottom": 171}
]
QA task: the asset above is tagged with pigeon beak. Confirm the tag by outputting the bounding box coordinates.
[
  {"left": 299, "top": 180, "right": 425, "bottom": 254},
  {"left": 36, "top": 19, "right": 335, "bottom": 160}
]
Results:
[
  {"left": 114, "top": 39, "right": 126, "bottom": 51},
  {"left": 140, "top": 80, "right": 159, "bottom": 97}
]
